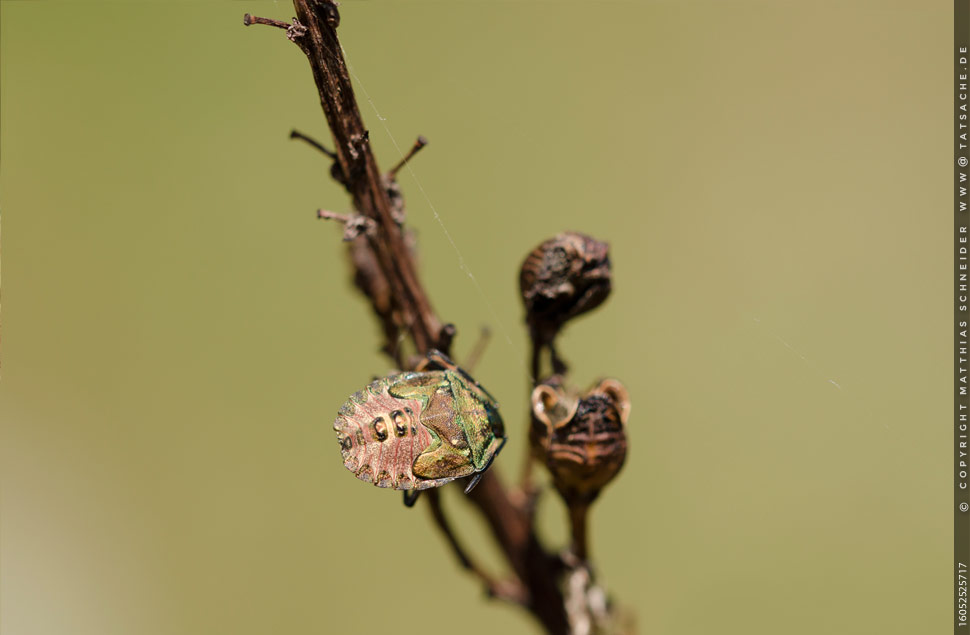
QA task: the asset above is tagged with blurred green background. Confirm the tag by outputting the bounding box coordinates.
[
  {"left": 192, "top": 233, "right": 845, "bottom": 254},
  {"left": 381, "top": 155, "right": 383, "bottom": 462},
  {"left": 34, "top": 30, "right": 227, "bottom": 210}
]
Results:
[{"left": 0, "top": 1, "right": 952, "bottom": 634}]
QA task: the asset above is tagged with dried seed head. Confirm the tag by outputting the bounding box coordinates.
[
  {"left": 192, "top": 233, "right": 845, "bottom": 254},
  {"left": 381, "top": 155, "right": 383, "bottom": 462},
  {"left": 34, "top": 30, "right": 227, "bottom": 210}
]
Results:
[
  {"left": 519, "top": 232, "right": 612, "bottom": 344},
  {"left": 530, "top": 378, "right": 630, "bottom": 504},
  {"left": 529, "top": 375, "right": 578, "bottom": 465}
]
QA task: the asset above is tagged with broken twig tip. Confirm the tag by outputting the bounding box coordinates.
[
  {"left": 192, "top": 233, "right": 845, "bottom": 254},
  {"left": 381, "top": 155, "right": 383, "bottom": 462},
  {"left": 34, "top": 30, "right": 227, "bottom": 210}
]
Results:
[
  {"left": 291, "top": 130, "right": 337, "bottom": 159},
  {"left": 388, "top": 135, "right": 431, "bottom": 178},
  {"left": 243, "top": 14, "right": 291, "bottom": 30}
]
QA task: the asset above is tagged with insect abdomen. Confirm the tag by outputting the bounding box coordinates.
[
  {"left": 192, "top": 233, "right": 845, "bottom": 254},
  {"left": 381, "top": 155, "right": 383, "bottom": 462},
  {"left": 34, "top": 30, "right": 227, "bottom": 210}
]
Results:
[{"left": 334, "top": 376, "right": 443, "bottom": 490}]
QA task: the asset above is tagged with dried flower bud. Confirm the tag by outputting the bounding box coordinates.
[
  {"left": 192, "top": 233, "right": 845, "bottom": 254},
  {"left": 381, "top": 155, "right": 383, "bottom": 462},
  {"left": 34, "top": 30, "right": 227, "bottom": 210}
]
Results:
[
  {"left": 530, "top": 378, "right": 630, "bottom": 505},
  {"left": 528, "top": 375, "right": 578, "bottom": 466},
  {"left": 519, "top": 232, "right": 612, "bottom": 345}
]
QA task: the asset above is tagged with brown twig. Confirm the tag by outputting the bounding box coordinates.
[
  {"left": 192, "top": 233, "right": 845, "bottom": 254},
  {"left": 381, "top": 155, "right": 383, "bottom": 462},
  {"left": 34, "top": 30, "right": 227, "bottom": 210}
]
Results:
[
  {"left": 388, "top": 135, "right": 428, "bottom": 178},
  {"left": 287, "top": 0, "right": 442, "bottom": 355},
  {"left": 243, "top": 4, "right": 629, "bottom": 634},
  {"left": 425, "top": 490, "right": 528, "bottom": 605},
  {"left": 290, "top": 129, "right": 337, "bottom": 158},
  {"left": 568, "top": 501, "right": 590, "bottom": 563},
  {"left": 317, "top": 210, "right": 375, "bottom": 241},
  {"left": 243, "top": 14, "right": 289, "bottom": 29},
  {"left": 466, "top": 469, "right": 570, "bottom": 633}
]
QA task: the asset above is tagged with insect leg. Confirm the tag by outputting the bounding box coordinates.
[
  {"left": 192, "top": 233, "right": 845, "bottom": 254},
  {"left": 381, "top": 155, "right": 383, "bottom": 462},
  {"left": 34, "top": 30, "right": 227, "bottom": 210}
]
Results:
[
  {"left": 463, "top": 472, "right": 484, "bottom": 494},
  {"left": 418, "top": 349, "right": 459, "bottom": 373},
  {"left": 463, "top": 437, "right": 506, "bottom": 494},
  {"left": 403, "top": 490, "right": 421, "bottom": 507}
]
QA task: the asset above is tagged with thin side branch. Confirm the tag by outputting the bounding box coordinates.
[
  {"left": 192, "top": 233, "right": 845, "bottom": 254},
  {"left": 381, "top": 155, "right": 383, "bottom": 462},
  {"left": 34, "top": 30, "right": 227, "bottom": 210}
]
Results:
[
  {"left": 426, "top": 490, "right": 528, "bottom": 605},
  {"left": 388, "top": 135, "right": 428, "bottom": 178},
  {"left": 466, "top": 470, "right": 570, "bottom": 634},
  {"left": 243, "top": 14, "right": 289, "bottom": 29},
  {"left": 290, "top": 129, "right": 337, "bottom": 158}
]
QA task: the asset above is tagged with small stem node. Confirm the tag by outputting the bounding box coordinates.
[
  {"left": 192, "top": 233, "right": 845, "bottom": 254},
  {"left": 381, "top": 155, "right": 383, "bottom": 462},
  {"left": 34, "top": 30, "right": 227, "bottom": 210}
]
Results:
[{"left": 317, "top": 210, "right": 375, "bottom": 241}]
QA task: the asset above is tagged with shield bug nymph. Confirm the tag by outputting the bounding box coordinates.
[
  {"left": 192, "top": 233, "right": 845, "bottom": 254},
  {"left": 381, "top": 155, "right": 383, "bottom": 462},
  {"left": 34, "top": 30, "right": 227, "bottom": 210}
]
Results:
[{"left": 334, "top": 350, "right": 506, "bottom": 505}]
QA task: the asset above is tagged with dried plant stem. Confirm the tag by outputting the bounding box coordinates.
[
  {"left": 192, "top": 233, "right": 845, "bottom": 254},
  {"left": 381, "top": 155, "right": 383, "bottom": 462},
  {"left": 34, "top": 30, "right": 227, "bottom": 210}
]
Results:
[
  {"left": 289, "top": 129, "right": 337, "bottom": 159},
  {"left": 466, "top": 469, "right": 570, "bottom": 634},
  {"left": 388, "top": 136, "right": 428, "bottom": 178},
  {"left": 242, "top": 4, "right": 628, "bottom": 633},
  {"left": 568, "top": 501, "right": 590, "bottom": 563},
  {"left": 425, "top": 490, "right": 528, "bottom": 605},
  {"left": 264, "top": 0, "right": 442, "bottom": 354},
  {"left": 243, "top": 14, "right": 289, "bottom": 29}
]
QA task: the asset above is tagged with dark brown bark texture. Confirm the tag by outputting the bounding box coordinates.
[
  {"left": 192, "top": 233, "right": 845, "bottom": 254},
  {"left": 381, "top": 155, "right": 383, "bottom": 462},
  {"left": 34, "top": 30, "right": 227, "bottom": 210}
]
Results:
[{"left": 244, "top": 3, "right": 633, "bottom": 633}]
